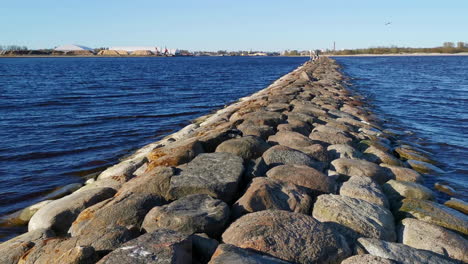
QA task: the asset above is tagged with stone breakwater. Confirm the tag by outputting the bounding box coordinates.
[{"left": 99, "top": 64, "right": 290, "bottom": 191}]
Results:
[{"left": 1, "top": 58, "right": 467, "bottom": 263}]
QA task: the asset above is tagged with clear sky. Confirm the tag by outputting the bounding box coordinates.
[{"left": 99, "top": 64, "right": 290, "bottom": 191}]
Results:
[{"left": 1, "top": 0, "right": 467, "bottom": 51}]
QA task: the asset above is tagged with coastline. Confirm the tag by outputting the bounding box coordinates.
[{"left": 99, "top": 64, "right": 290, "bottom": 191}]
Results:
[
  {"left": 0, "top": 58, "right": 466, "bottom": 263},
  {"left": 328, "top": 52, "right": 468, "bottom": 57}
]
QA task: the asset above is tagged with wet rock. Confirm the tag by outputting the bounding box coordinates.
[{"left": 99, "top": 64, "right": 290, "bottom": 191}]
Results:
[
  {"left": 0, "top": 200, "right": 52, "bottom": 227},
  {"left": 262, "top": 145, "right": 320, "bottom": 169},
  {"left": 364, "top": 146, "right": 404, "bottom": 166},
  {"left": 28, "top": 187, "right": 116, "bottom": 235},
  {"left": 209, "top": 244, "right": 291, "bottom": 264},
  {"left": 396, "top": 198, "right": 468, "bottom": 235},
  {"left": 191, "top": 233, "right": 218, "bottom": 263},
  {"left": 382, "top": 180, "right": 435, "bottom": 201},
  {"left": 69, "top": 193, "right": 163, "bottom": 237},
  {"left": 215, "top": 136, "right": 270, "bottom": 160},
  {"left": 232, "top": 177, "right": 313, "bottom": 217},
  {"left": 380, "top": 164, "right": 424, "bottom": 183},
  {"left": 146, "top": 138, "right": 204, "bottom": 170},
  {"left": 42, "top": 183, "right": 83, "bottom": 200},
  {"left": 222, "top": 210, "right": 351, "bottom": 264},
  {"left": 341, "top": 254, "right": 398, "bottom": 264},
  {"left": 407, "top": 159, "right": 444, "bottom": 174},
  {"left": 266, "top": 164, "right": 335, "bottom": 194},
  {"left": 340, "top": 176, "right": 389, "bottom": 207},
  {"left": 142, "top": 194, "right": 229, "bottom": 237},
  {"left": 309, "top": 131, "right": 353, "bottom": 145},
  {"left": 444, "top": 198, "right": 468, "bottom": 214},
  {"left": 399, "top": 218, "right": 468, "bottom": 262},
  {"left": 394, "top": 146, "right": 436, "bottom": 164},
  {"left": 168, "top": 152, "right": 244, "bottom": 203},
  {"left": 434, "top": 182, "right": 457, "bottom": 196},
  {"left": 0, "top": 229, "right": 55, "bottom": 264},
  {"left": 327, "top": 144, "right": 362, "bottom": 160},
  {"left": 312, "top": 194, "right": 396, "bottom": 241},
  {"left": 97, "top": 229, "right": 192, "bottom": 264},
  {"left": 331, "top": 158, "right": 392, "bottom": 184},
  {"left": 357, "top": 238, "right": 460, "bottom": 264}
]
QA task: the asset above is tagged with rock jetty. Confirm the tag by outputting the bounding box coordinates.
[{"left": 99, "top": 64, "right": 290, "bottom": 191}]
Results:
[{"left": 1, "top": 58, "right": 466, "bottom": 264}]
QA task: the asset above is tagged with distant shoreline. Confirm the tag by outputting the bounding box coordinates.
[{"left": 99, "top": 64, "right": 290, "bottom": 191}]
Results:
[{"left": 327, "top": 52, "right": 468, "bottom": 57}]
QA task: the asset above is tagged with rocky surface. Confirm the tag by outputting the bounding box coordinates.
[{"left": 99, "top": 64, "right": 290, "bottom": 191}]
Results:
[
  {"left": 222, "top": 210, "right": 351, "bottom": 264},
  {"left": 340, "top": 176, "right": 389, "bottom": 207},
  {"left": 208, "top": 244, "right": 291, "bottom": 264},
  {"left": 341, "top": 254, "right": 398, "bottom": 264},
  {"left": 0, "top": 229, "right": 55, "bottom": 264},
  {"left": 331, "top": 158, "right": 392, "bottom": 184},
  {"left": 444, "top": 197, "right": 468, "bottom": 214},
  {"left": 262, "top": 145, "right": 321, "bottom": 169},
  {"left": 142, "top": 194, "right": 229, "bottom": 237},
  {"left": 215, "top": 136, "right": 270, "bottom": 160},
  {"left": 382, "top": 180, "right": 435, "bottom": 201},
  {"left": 379, "top": 164, "right": 424, "bottom": 183}
]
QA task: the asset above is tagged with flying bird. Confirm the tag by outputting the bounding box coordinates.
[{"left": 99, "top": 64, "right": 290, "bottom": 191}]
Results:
[{"left": 385, "top": 22, "right": 392, "bottom": 26}]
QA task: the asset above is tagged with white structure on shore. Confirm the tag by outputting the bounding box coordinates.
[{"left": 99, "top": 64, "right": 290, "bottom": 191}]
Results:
[
  {"left": 109, "top": 46, "right": 180, "bottom": 55},
  {"left": 54, "top": 44, "right": 93, "bottom": 51}
]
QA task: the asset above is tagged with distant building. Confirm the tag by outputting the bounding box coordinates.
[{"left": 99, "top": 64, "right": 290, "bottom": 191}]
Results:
[
  {"left": 109, "top": 46, "right": 180, "bottom": 55},
  {"left": 54, "top": 44, "right": 93, "bottom": 51}
]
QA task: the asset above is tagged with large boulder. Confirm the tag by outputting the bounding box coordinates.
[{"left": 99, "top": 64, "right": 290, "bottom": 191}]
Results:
[
  {"left": 232, "top": 177, "right": 313, "bottom": 217},
  {"left": 327, "top": 144, "right": 362, "bottom": 160},
  {"left": 396, "top": 198, "right": 468, "bottom": 235},
  {"left": 208, "top": 244, "right": 291, "bottom": 264},
  {"left": 331, "top": 158, "right": 392, "bottom": 184},
  {"left": 382, "top": 180, "right": 435, "bottom": 201},
  {"left": 312, "top": 194, "right": 396, "bottom": 241},
  {"left": 146, "top": 138, "right": 204, "bottom": 171},
  {"left": 357, "top": 238, "right": 460, "bottom": 264},
  {"left": 309, "top": 131, "right": 353, "bottom": 145},
  {"left": 69, "top": 193, "right": 163, "bottom": 237},
  {"left": 168, "top": 152, "right": 244, "bottom": 203},
  {"left": 266, "top": 164, "right": 335, "bottom": 194},
  {"left": 215, "top": 136, "right": 270, "bottom": 160},
  {"left": 398, "top": 218, "right": 468, "bottom": 262},
  {"left": 0, "top": 229, "right": 55, "bottom": 264},
  {"left": 341, "top": 254, "right": 398, "bottom": 264},
  {"left": 116, "top": 166, "right": 175, "bottom": 199},
  {"left": 262, "top": 145, "right": 321, "bottom": 169},
  {"left": 142, "top": 194, "right": 229, "bottom": 237},
  {"left": 379, "top": 164, "right": 424, "bottom": 183},
  {"left": 28, "top": 187, "right": 116, "bottom": 235},
  {"left": 97, "top": 229, "right": 192, "bottom": 264},
  {"left": 364, "top": 146, "right": 404, "bottom": 166},
  {"left": 222, "top": 210, "right": 351, "bottom": 264},
  {"left": 340, "top": 176, "right": 389, "bottom": 208},
  {"left": 268, "top": 131, "right": 329, "bottom": 161}
]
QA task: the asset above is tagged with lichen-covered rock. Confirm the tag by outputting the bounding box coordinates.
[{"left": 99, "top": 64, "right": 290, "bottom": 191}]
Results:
[
  {"left": 97, "top": 229, "right": 192, "bottom": 264},
  {"left": 341, "top": 254, "right": 398, "bottom": 264},
  {"left": 142, "top": 194, "right": 229, "bottom": 237},
  {"left": 28, "top": 187, "right": 116, "bottom": 235},
  {"left": 379, "top": 164, "right": 423, "bottom": 183},
  {"left": 262, "top": 145, "right": 320, "bottom": 169},
  {"left": 364, "top": 146, "right": 404, "bottom": 166},
  {"left": 215, "top": 136, "right": 270, "bottom": 160},
  {"left": 69, "top": 193, "right": 163, "bottom": 237},
  {"left": 340, "top": 176, "right": 389, "bottom": 207},
  {"left": 396, "top": 198, "right": 468, "bottom": 235},
  {"left": 399, "top": 218, "right": 468, "bottom": 262},
  {"left": 382, "top": 180, "right": 435, "bottom": 201},
  {"left": 331, "top": 158, "right": 392, "bottom": 184},
  {"left": 312, "top": 194, "right": 396, "bottom": 241},
  {"left": 222, "top": 210, "right": 351, "bottom": 264},
  {"left": 407, "top": 159, "right": 444, "bottom": 174},
  {"left": 444, "top": 198, "right": 468, "bottom": 214},
  {"left": 266, "top": 164, "right": 335, "bottom": 194},
  {"left": 168, "top": 152, "right": 244, "bottom": 203},
  {"left": 0, "top": 229, "right": 55, "bottom": 264},
  {"left": 357, "top": 238, "right": 460, "bottom": 264},
  {"left": 327, "top": 144, "right": 362, "bottom": 160},
  {"left": 209, "top": 244, "right": 291, "bottom": 264},
  {"left": 146, "top": 138, "right": 204, "bottom": 171},
  {"left": 232, "top": 177, "right": 313, "bottom": 217}
]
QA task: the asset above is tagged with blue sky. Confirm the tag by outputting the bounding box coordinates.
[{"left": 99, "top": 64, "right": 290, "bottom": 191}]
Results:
[{"left": 1, "top": 0, "right": 467, "bottom": 51}]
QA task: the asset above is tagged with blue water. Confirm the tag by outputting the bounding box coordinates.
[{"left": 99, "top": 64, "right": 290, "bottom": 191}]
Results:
[
  {"left": 335, "top": 56, "right": 468, "bottom": 201},
  {"left": 0, "top": 56, "right": 308, "bottom": 239}
]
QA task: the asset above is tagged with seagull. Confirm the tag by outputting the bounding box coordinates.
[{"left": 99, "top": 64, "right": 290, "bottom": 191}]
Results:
[{"left": 385, "top": 22, "right": 392, "bottom": 26}]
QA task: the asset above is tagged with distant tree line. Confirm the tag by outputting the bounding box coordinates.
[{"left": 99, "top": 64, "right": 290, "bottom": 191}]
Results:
[
  {"left": 0, "top": 45, "right": 28, "bottom": 51},
  {"left": 328, "top": 42, "right": 468, "bottom": 55}
]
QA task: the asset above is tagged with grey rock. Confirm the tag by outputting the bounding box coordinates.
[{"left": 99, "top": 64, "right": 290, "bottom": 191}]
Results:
[
  {"left": 327, "top": 144, "right": 362, "bottom": 160},
  {"left": 331, "top": 158, "right": 392, "bottom": 184},
  {"left": 313, "top": 194, "right": 396, "bottom": 241},
  {"left": 168, "top": 152, "right": 244, "bottom": 203},
  {"left": 262, "top": 145, "right": 320, "bottom": 169},
  {"left": 380, "top": 164, "right": 424, "bottom": 183},
  {"left": 222, "top": 210, "right": 351, "bottom": 264},
  {"left": 191, "top": 233, "right": 219, "bottom": 263},
  {"left": 97, "top": 229, "right": 192, "bottom": 264},
  {"left": 309, "top": 131, "right": 353, "bottom": 145},
  {"left": 142, "top": 194, "right": 229, "bottom": 237},
  {"left": 215, "top": 136, "right": 270, "bottom": 160},
  {"left": 357, "top": 238, "right": 460, "bottom": 264},
  {"left": 28, "top": 187, "right": 116, "bottom": 235},
  {"left": 341, "top": 254, "right": 398, "bottom": 264},
  {"left": 243, "top": 157, "right": 269, "bottom": 182},
  {"left": 340, "top": 176, "right": 389, "bottom": 208},
  {"left": 208, "top": 244, "right": 291, "bottom": 264},
  {"left": 382, "top": 180, "right": 435, "bottom": 201},
  {"left": 364, "top": 146, "right": 404, "bottom": 166}
]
